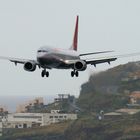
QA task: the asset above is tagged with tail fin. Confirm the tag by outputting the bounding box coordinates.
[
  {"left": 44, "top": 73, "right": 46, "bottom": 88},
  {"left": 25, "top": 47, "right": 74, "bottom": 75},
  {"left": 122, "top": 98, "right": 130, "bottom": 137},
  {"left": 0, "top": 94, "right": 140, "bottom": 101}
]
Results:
[{"left": 69, "top": 15, "right": 79, "bottom": 51}]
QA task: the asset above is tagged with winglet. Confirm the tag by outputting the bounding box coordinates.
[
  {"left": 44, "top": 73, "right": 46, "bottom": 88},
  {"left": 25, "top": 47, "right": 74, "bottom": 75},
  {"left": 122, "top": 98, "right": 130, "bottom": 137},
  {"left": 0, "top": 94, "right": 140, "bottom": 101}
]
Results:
[{"left": 70, "top": 15, "right": 79, "bottom": 51}]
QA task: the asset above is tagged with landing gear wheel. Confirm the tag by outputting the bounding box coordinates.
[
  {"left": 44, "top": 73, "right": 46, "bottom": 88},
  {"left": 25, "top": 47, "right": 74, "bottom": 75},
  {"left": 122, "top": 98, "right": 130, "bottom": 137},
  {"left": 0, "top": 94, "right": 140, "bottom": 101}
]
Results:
[
  {"left": 75, "top": 71, "right": 79, "bottom": 77},
  {"left": 46, "top": 71, "right": 49, "bottom": 77},
  {"left": 41, "top": 70, "right": 45, "bottom": 77},
  {"left": 71, "top": 71, "right": 75, "bottom": 77}
]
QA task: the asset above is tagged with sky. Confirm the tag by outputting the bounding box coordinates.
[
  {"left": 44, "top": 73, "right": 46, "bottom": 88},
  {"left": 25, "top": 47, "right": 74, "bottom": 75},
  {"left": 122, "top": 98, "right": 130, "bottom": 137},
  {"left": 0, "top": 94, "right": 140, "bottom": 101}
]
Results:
[{"left": 0, "top": 0, "right": 140, "bottom": 100}]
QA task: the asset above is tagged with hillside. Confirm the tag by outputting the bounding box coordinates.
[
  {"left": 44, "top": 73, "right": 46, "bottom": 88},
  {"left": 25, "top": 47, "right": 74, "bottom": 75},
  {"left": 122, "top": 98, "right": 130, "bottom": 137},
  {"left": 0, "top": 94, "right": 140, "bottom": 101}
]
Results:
[
  {"left": 78, "top": 61, "right": 140, "bottom": 112},
  {"left": 0, "top": 121, "right": 72, "bottom": 140},
  {"left": 2, "top": 114, "right": 140, "bottom": 140},
  {"left": 64, "top": 113, "right": 140, "bottom": 140}
]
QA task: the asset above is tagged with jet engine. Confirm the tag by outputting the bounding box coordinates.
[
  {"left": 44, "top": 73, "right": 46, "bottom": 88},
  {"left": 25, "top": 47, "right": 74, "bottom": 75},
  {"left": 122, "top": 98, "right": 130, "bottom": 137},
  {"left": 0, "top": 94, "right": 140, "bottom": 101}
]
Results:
[
  {"left": 74, "top": 60, "right": 87, "bottom": 71},
  {"left": 24, "top": 61, "right": 36, "bottom": 72}
]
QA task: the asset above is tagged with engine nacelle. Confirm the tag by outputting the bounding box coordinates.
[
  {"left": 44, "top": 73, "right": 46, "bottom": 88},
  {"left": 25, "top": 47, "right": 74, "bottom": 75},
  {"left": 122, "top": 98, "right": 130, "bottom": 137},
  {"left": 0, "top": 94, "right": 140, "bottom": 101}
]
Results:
[
  {"left": 74, "top": 60, "right": 87, "bottom": 71},
  {"left": 24, "top": 61, "right": 36, "bottom": 72}
]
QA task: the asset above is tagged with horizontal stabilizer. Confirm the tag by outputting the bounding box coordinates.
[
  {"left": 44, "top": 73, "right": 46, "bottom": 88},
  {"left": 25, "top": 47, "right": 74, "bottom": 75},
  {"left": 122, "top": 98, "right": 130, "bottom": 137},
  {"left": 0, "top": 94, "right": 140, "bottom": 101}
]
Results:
[{"left": 79, "top": 51, "right": 114, "bottom": 56}]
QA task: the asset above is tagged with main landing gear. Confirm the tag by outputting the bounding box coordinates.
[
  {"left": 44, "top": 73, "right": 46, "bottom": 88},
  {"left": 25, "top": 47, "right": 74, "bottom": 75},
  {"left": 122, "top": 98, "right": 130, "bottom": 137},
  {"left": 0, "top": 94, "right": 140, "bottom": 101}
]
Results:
[
  {"left": 41, "top": 69, "right": 49, "bottom": 77},
  {"left": 71, "top": 70, "right": 79, "bottom": 77},
  {"left": 41, "top": 69, "right": 79, "bottom": 78}
]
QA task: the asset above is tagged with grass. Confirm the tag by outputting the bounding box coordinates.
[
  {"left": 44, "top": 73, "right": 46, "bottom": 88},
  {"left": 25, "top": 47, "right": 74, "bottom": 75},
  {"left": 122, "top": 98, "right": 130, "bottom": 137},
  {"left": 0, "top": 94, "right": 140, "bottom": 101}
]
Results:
[{"left": 1, "top": 120, "right": 73, "bottom": 140}]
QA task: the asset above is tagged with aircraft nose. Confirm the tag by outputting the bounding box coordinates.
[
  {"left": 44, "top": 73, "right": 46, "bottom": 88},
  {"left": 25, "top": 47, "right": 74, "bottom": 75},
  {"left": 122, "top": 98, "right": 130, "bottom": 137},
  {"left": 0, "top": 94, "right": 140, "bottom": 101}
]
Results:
[{"left": 37, "top": 51, "right": 46, "bottom": 57}]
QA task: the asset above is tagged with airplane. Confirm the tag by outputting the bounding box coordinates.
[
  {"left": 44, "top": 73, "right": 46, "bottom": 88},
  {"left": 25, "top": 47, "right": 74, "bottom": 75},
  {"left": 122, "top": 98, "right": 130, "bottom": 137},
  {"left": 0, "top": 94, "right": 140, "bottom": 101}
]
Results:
[{"left": 0, "top": 15, "right": 117, "bottom": 77}]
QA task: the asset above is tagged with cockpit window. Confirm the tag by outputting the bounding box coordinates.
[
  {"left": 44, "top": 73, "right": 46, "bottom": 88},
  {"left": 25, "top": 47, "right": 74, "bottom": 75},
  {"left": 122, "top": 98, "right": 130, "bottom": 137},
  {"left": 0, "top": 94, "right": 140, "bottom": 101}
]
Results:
[{"left": 37, "top": 50, "right": 48, "bottom": 53}]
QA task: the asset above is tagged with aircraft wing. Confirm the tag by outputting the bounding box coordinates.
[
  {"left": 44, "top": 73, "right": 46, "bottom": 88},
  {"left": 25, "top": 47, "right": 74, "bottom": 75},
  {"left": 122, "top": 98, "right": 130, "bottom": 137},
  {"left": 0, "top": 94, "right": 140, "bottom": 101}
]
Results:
[
  {"left": 85, "top": 57, "right": 117, "bottom": 66},
  {"left": 63, "top": 57, "right": 117, "bottom": 66},
  {"left": 84, "top": 51, "right": 140, "bottom": 66},
  {"left": 0, "top": 56, "right": 38, "bottom": 65}
]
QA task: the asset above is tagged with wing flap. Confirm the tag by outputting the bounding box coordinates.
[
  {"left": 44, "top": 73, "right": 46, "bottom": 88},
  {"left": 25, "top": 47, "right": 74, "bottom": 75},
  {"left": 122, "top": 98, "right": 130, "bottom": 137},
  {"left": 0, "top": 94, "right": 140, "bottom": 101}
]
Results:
[{"left": 86, "top": 58, "right": 117, "bottom": 66}]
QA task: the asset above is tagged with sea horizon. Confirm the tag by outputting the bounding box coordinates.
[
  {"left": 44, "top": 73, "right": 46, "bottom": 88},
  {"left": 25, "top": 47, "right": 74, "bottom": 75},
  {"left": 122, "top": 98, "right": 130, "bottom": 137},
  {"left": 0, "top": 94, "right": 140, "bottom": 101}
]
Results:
[{"left": 0, "top": 95, "right": 55, "bottom": 113}]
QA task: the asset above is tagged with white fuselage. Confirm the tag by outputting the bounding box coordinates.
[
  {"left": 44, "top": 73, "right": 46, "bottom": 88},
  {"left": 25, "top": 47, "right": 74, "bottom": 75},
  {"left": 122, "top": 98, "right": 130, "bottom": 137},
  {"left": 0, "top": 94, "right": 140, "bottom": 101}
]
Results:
[{"left": 37, "top": 46, "right": 80, "bottom": 69}]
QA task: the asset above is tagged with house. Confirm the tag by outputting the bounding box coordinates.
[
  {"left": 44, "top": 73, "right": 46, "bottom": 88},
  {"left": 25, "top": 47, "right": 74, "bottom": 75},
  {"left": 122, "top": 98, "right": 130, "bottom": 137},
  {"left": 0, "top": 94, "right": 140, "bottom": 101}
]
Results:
[
  {"left": 16, "top": 97, "right": 44, "bottom": 113},
  {"left": 129, "top": 91, "right": 140, "bottom": 105},
  {"left": 2, "top": 111, "right": 77, "bottom": 129}
]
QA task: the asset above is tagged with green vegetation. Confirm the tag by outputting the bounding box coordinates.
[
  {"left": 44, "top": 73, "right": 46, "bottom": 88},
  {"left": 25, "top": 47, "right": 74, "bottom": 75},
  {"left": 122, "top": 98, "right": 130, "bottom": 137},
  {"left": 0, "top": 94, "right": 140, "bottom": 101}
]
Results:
[
  {"left": 77, "top": 92, "right": 129, "bottom": 113},
  {"left": 2, "top": 115, "right": 140, "bottom": 140},
  {"left": 78, "top": 62, "right": 140, "bottom": 112},
  {"left": 1, "top": 121, "right": 72, "bottom": 140}
]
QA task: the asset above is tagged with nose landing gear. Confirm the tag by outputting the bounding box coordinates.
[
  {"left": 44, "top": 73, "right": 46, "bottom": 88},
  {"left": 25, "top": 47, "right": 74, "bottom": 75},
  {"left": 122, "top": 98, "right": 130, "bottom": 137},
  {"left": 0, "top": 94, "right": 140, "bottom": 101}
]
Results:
[{"left": 41, "top": 69, "right": 49, "bottom": 77}]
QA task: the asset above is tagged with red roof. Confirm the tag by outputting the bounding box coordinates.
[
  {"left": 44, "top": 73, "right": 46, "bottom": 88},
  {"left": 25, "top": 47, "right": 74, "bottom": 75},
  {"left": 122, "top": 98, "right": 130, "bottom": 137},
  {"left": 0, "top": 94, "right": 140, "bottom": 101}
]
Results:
[{"left": 130, "top": 91, "right": 140, "bottom": 99}]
